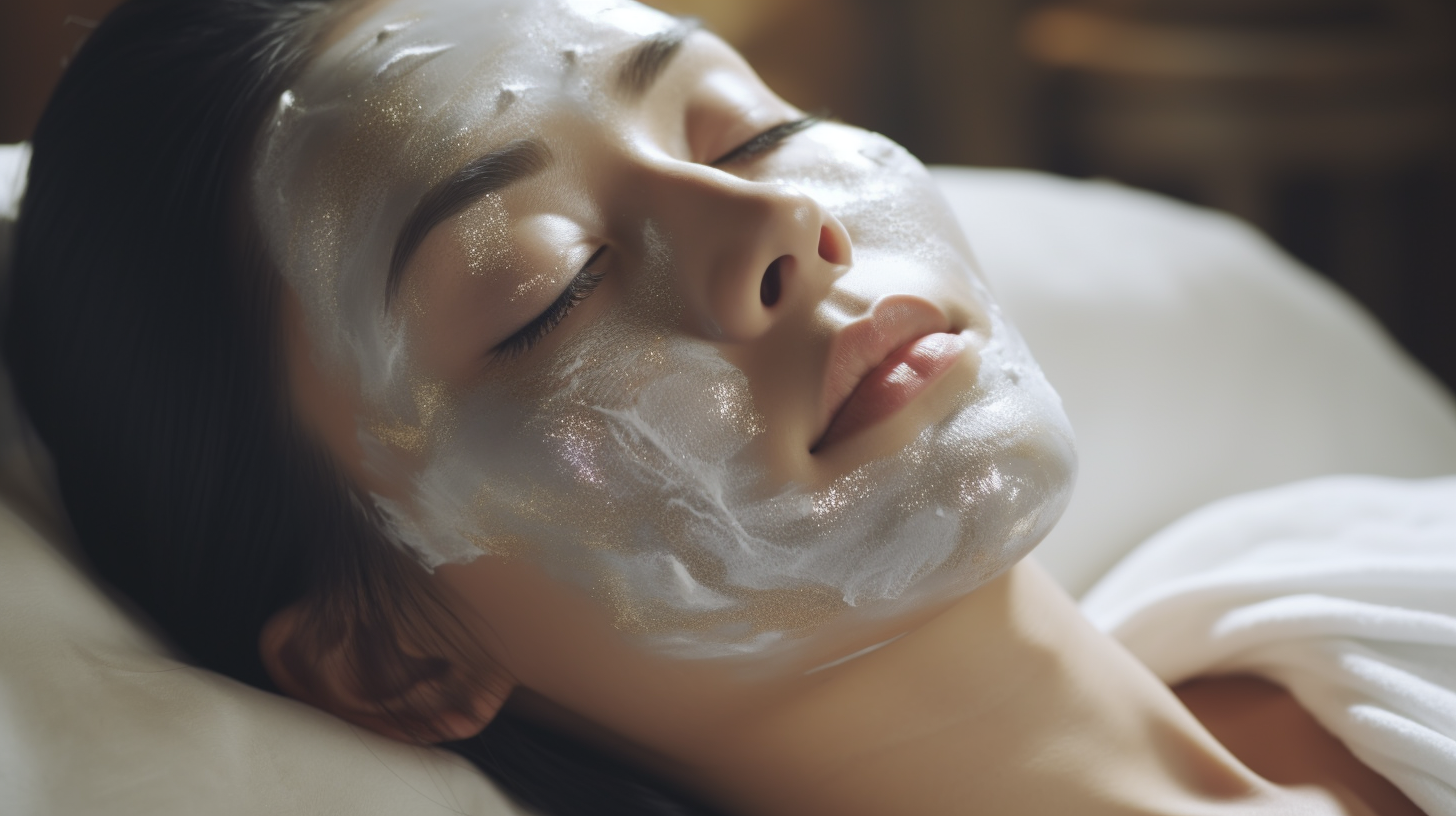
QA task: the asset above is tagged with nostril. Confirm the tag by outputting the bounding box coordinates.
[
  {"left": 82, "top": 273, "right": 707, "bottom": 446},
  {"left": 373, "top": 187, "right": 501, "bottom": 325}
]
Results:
[{"left": 760, "top": 257, "right": 784, "bottom": 308}]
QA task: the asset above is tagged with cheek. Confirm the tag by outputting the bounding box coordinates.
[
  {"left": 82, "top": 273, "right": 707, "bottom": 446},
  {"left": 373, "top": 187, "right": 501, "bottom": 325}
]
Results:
[
  {"left": 761, "top": 126, "right": 954, "bottom": 254},
  {"left": 381, "top": 330, "right": 783, "bottom": 640},
  {"left": 399, "top": 276, "right": 509, "bottom": 382},
  {"left": 285, "top": 296, "right": 366, "bottom": 468},
  {"left": 764, "top": 128, "right": 992, "bottom": 320}
]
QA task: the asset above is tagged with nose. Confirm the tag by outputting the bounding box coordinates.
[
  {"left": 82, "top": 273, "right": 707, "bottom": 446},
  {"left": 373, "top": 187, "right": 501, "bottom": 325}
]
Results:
[{"left": 637, "top": 161, "right": 851, "bottom": 342}]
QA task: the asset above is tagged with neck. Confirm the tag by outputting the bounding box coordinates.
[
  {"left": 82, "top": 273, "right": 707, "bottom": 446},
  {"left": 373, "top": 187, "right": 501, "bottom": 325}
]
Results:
[{"left": 681, "top": 560, "right": 1357, "bottom": 816}]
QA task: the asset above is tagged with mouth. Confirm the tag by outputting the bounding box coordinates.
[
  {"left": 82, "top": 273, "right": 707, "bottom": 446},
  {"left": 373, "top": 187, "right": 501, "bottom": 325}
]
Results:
[{"left": 812, "top": 297, "right": 966, "bottom": 453}]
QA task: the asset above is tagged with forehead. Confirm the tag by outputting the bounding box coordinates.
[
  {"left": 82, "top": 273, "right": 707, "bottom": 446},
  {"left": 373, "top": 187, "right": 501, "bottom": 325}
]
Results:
[
  {"left": 274, "top": 0, "right": 682, "bottom": 215},
  {"left": 252, "top": 0, "right": 679, "bottom": 370},
  {"left": 313, "top": 0, "right": 677, "bottom": 108}
]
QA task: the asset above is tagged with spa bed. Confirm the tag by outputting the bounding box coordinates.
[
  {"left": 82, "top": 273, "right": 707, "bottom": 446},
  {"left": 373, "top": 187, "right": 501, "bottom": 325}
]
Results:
[{"left": 3, "top": 143, "right": 1454, "bottom": 815}]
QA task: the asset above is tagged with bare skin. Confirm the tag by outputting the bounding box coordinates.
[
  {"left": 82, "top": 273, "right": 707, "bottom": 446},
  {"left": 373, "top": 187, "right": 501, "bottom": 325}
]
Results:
[
  {"left": 444, "top": 557, "right": 1392, "bottom": 816},
  {"left": 1177, "top": 677, "right": 1425, "bottom": 816}
]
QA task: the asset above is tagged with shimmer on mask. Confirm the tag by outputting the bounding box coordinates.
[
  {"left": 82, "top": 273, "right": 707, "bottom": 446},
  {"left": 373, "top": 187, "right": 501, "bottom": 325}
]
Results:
[{"left": 252, "top": 0, "right": 1077, "bottom": 660}]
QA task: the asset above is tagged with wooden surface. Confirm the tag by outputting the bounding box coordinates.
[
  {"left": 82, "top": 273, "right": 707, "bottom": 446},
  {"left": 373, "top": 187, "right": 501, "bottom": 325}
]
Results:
[{"left": 0, "top": 0, "right": 126, "bottom": 143}]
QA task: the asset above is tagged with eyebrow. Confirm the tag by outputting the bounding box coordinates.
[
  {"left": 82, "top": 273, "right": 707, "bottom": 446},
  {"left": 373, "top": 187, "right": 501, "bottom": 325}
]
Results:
[
  {"left": 386, "top": 138, "right": 551, "bottom": 304},
  {"left": 614, "top": 18, "right": 700, "bottom": 99}
]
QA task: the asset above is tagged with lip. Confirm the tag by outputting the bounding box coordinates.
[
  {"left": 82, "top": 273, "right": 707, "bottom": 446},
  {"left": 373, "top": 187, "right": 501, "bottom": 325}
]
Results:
[{"left": 812, "top": 297, "right": 965, "bottom": 452}]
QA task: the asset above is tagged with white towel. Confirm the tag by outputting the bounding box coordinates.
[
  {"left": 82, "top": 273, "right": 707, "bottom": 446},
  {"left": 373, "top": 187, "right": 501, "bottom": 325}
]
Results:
[{"left": 1081, "top": 476, "right": 1456, "bottom": 815}]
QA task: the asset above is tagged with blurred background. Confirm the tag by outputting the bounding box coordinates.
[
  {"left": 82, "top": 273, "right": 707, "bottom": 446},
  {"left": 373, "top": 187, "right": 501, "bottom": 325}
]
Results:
[{"left": 3, "top": 0, "right": 1454, "bottom": 391}]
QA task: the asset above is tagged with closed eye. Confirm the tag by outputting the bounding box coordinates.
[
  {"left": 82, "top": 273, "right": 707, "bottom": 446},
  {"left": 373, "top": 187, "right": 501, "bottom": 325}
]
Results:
[
  {"left": 487, "top": 116, "right": 819, "bottom": 363},
  {"left": 490, "top": 245, "right": 609, "bottom": 363},
  {"left": 710, "top": 115, "right": 823, "bottom": 166}
]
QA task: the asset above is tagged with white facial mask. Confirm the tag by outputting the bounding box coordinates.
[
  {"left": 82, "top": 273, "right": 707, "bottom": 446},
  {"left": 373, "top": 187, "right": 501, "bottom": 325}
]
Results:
[{"left": 253, "top": 0, "right": 1077, "bottom": 661}]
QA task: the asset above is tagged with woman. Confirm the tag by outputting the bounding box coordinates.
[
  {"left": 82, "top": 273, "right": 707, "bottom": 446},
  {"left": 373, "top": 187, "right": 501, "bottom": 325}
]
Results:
[{"left": 2, "top": 0, "right": 1428, "bottom": 813}]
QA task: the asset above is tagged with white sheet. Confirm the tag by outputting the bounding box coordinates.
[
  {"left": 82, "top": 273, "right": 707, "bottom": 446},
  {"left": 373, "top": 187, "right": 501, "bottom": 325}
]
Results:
[{"left": 1083, "top": 476, "right": 1456, "bottom": 815}]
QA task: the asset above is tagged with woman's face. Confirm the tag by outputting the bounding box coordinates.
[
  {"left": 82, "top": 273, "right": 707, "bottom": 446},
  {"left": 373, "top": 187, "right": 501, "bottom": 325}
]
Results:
[{"left": 257, "top": 0, "right": 1075, "bottom": 682}]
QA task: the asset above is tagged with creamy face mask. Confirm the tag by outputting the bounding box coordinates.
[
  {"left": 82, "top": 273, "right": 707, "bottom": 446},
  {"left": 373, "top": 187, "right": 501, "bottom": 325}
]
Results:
[{"left": 254, "top": 0, "right": 1077, "bottom": 662}]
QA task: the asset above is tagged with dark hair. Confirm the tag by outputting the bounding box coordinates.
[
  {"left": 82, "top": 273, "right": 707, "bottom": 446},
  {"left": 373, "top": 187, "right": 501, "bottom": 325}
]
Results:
[{"left": 3, "top": 0, "right": 720, "bottom": 813}]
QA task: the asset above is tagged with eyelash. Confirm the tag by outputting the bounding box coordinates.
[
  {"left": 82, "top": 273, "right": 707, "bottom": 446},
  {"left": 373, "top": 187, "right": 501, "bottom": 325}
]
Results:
[
  {"left": 491, "top": 246, "right": 608, "bottom": 362},
  {"left": 490, "top": 116, "right": 822, "bottom": 361},
  {"left": 711, "top": 114, "right": 822, "bottom": 166}
]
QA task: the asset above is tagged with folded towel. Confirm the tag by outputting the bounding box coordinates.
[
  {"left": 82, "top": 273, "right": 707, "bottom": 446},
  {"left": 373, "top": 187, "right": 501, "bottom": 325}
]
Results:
[{"left": 1082, "top": 476, "right": 1456, "bottom": 815}]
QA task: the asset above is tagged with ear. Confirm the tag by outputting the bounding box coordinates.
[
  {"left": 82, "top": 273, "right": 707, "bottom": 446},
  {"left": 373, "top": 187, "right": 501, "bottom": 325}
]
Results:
[{"left": 259, "top": 600, "right": 515, "bottom": 744}]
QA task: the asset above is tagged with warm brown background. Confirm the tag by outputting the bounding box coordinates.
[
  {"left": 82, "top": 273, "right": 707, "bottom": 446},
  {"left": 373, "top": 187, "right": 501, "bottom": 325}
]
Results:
[{"left": 4, "top": 0, "right": 1453, "bottom": 391}]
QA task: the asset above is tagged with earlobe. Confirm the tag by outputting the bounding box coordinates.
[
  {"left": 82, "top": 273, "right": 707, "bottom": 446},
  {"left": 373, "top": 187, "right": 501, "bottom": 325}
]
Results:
[{"left": 259, "top": 600, "right": 514, "bottom": 744}]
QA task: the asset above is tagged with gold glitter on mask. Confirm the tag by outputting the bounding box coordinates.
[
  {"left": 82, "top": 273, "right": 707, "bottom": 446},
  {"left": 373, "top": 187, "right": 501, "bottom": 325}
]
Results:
[
  {"left": 371, "top": 419, "right": 429, "bottom": 453},
  {"left": 544, "top": 409, "right": 609, "bottom": 486},
  {"left": 412, "top": 377, "right": 452, "bottom": 431},
  {"left": 812, "top": 468, "right": 873, "bottom": 519},
  {"left": 464, "top": 531, "right": 532, "bottom": 559},
  {"left": 512, "top": 271, "right": 554, "bottom": 302},
  {"left": 458, "top": 192, "right": 516, "bottom": 277},
  {"left": 368, "top": 375, "right": 457, "bottom": 456},
  {"left": 709, "top": 380, "right": 765, "bottom": 437}
]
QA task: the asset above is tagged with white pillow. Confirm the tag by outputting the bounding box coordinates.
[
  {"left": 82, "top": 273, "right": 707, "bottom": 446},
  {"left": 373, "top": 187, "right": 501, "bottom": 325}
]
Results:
[
  {"left": 930, "top": 166, "right": 1456, "bottom": 595},
  {"left": 0, "top": 502, "right": 526, "bottom": 816}
]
